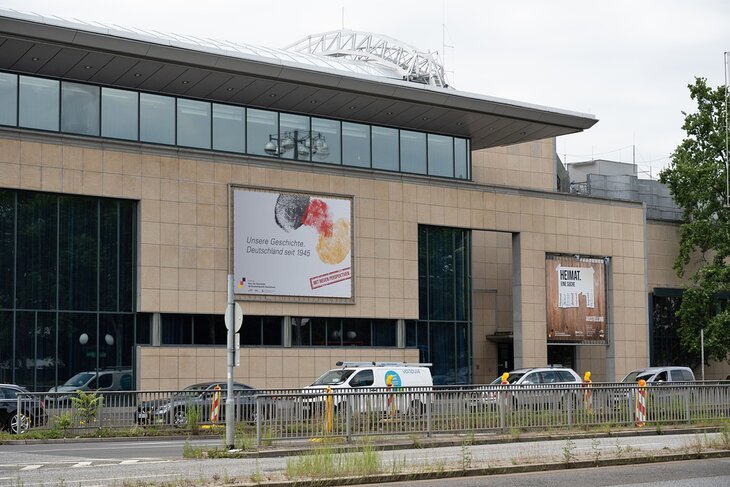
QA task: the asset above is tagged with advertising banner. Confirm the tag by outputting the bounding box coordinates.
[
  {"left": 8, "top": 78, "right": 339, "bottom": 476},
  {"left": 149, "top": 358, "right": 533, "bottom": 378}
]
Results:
[
  {"left": 233, "top": 188, "right": 352, "bottom": 298},
  {"left": 545, "top": 255, "right": 607, "bottom": 343}
]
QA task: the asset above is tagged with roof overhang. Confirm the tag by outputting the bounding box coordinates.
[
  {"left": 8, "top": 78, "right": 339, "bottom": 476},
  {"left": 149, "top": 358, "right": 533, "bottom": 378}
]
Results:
[{"left": 0, "top": 10, "right": 597, "bottom": 150}]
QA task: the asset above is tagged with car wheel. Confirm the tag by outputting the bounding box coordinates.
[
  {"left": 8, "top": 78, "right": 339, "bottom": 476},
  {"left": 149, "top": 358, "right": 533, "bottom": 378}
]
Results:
[
  {"left": 410, "top": 399, "right": 425, "bottom": 415},
  {"left": 9, "top": 412, "right": 31, "bottom": 434},
  {"left": 172, "top": 408, "right": 188, "bottom": 427}
]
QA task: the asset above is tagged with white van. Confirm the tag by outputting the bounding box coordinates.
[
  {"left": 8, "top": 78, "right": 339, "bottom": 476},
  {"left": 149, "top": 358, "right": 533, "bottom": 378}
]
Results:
[{"left": 304, "top": 361, "right": 432, "bottom": 415}]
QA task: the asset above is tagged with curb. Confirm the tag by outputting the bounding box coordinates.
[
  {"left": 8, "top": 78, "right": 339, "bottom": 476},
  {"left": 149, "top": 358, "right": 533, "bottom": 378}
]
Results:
[{"left": 231, "top": 450, "right": 730, "bottom": 487}]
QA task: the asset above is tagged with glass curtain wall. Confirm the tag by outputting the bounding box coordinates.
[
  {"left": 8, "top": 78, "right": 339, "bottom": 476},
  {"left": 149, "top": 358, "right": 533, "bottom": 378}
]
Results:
[
  {"left": 0, "top": 189, "right": 137, "bottom": 390},
  {"left": 415, "top": 225, "right": 472, "bottom": 385}
]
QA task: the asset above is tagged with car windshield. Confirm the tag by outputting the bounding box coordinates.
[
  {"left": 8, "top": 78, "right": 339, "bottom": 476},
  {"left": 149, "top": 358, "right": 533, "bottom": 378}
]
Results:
[
  {"left": 63, "top": 372, "right": 94, "bottom": 387},
  {"left": 622, "top": 371, "right": 641, "bottom": 383},
  {"left": 311, "top": 369, "right": 355, "bottom": 386},
  {"left": 491, "top": 373, "right": 525, "bottom": 384}
]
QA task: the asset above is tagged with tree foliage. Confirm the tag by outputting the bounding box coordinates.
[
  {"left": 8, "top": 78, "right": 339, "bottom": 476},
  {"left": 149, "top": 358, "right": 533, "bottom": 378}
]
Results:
[{"left": 659, "top": 77, "right": 730, "bottom": 363}]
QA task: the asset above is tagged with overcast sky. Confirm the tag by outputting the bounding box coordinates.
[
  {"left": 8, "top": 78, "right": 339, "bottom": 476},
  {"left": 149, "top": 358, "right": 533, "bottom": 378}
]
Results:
[{"left": 1, "top": 0, "right": 728, "bottom": 178}]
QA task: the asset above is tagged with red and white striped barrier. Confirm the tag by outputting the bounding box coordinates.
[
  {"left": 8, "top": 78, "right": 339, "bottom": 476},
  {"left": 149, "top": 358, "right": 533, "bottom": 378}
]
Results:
[{"left": 635, "top": 379, "right": 647, "bottom": 427}]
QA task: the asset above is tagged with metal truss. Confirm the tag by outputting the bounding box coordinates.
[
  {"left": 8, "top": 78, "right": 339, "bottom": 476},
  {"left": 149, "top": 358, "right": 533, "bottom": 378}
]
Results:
[{"left": 285, "top": 30, "right": 449, "bottom": 88}]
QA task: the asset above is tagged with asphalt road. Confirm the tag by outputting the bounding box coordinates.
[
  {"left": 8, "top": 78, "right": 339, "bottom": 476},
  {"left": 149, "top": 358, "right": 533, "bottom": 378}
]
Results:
[{"left": 0, "top": 432, "right": 726, "bottom": 486}]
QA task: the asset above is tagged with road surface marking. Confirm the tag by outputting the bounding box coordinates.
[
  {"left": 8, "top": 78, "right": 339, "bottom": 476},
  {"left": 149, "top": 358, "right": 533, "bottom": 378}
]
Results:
[{"left": 20, "top": 465, "right": 42, "bottom": 471}]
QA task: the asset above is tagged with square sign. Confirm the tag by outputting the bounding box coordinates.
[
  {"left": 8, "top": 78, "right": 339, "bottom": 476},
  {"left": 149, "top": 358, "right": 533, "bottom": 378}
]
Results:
[{"left": 233, "top": 188, "right": 353, "bottom": 298}]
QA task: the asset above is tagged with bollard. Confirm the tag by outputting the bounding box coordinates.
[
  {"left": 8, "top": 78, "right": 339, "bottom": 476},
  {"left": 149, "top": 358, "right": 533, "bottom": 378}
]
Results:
[
  {"left": 583, "top": 371, "right": 593, "bottom": 414},
  {"left": 210, "top": 385, "right": 222, "bottom": 423},
  {"left": 325, "top": 386, "right": 333, "bottom": 434},
  {"left": 635, "top": 379, "right": 647, "bottom": 427}
]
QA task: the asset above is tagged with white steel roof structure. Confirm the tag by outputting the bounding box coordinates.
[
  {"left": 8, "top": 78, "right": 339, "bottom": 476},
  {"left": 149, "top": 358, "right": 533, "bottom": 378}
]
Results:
[{"left": 286, "top": 30, "right": 448, "bottom": 88}]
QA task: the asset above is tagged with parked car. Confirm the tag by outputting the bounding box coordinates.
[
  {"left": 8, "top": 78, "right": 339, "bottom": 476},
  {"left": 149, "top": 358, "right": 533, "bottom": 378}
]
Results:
[
  {"left": 136, "top": 381, "right": 268, "bottom": 426},
  {"left": 46, "top": 369, "right": 134, "bottom": 406},
  {"left": 0, "top": 384, "right": 47, "bottom": 434},
  {"left": 471, "top": 366, "right": 583, "bottom": 408},
  {"left": 621, "top": 366, "right": 695, "bottom": 383}
]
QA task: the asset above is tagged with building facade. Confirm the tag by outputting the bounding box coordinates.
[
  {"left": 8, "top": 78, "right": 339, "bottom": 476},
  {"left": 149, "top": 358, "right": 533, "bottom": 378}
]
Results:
[{"left": 2, "top": 10, "right": 714, "bottom": 392}]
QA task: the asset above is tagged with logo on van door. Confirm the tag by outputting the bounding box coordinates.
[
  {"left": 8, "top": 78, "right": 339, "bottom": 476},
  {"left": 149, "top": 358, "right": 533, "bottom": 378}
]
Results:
[{"left": 385, "top": 371, "right": 401, "bottom": 387}]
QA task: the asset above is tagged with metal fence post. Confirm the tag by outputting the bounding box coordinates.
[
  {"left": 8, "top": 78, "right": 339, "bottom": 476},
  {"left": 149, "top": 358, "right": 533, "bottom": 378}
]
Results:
[
  {"left": 345, "top": 393, "right": 351, "bottom": 442},
  {"left": 498, "top": 391, "right": 505, "bottom": 433},
  {"left": 426, "top": 390, "right": 432, "bottom": 438},
  {"left": 684, "top": 388, "right": 691, "bottom": 424},
  {"left": 629, "top": 385, "right": 636, "bottom": 426},
  {"left": 255, "top": 396, "right": 261, "bottom": 448}
]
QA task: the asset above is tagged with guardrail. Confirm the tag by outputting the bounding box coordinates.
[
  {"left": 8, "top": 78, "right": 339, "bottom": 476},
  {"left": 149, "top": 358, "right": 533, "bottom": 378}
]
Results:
[{"left": 15, "top": 383, "right": 730, "bottom": 445}]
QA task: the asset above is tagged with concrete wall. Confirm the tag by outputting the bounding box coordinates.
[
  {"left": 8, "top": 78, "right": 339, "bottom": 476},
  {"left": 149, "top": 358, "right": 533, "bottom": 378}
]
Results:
[{"left": 1, "top": 131, "right": 649, "bottom": 385}]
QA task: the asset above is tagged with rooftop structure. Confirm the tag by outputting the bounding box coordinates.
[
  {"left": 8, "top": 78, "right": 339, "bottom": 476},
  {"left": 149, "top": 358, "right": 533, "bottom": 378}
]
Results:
[{"left": 0, "top": 8, "right": 597, "bottom": 150}]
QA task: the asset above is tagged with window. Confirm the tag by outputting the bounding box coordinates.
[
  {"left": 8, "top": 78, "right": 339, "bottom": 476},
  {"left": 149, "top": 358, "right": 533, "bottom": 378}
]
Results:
[
  {"left": 454, "top": 138, "right": 469, "bottom": 179},
  {"left": 342, "top": 122, "right": 370, "bottom": 167},
  {"left": 19, "top": 76, "right": 59, "bottom": 131},
  {"left": 0, "top": 72, "right": 17, "bottom": 126},
  {"left": 61, "top": 82, "right": 100, "bottom": 136},
  {"left": 6, "top": 71, "right": 473, "bottom": 181},
  {"left": 400, "top": 130, "right": 426, "bottom": 174},
  {"left": 0, "top": 189, "right": 137, "bottom": 389},
  {"left": 140, "top": 93, "right": 175, "bottom": 144},
  {"left": 247, "top": 108, "right": 277, "bottom": 157},
  {"left": 241, "top": 315, "right": 283, "bottom": 346},
  {"left": 213, "top": 104, "right": 245, "bottom": 153},
  {"left": 427, "top": 134, "right": 453, "bottom": 177},
  {"left": 177, "top": 99, "right": 211, "bottom": 149},
  {"left": 372, "top": 126, "right": 399, "bottom": 171},
  {"left": 311, "top": 118, "right": 340, "bottom": 164},
  {"left": 101, "top": 88, "right": 138, "bottom": 140},
  {"left": 350, "top": 370, "right": 374, "bottom": 387}
]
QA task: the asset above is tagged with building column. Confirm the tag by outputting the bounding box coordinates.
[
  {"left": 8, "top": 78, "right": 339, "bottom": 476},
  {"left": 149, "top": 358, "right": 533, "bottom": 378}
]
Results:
[{"left": 512, "top": 232, "right": 548, "bottom": 368}]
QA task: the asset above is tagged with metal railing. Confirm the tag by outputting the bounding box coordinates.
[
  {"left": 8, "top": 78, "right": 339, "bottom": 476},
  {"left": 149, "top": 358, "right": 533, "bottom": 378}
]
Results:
[{"left": 14, "top": 383, "right": 730, "bottom": 445}]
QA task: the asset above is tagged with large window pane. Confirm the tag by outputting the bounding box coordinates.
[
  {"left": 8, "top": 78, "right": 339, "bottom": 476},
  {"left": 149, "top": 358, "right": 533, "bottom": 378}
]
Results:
[
  {"left": 19, "top": 76, "right": 59, "bottom": 131},
  {"left": 454, "top": 138, "right": 469, "bottom": 179},
  {"left": 247, "top": 108, "right": 277, "bottom": 157},
  {"left": 241, "top": 315, "right": 262, "bottom": 345},
  {"left": 59, "top": 196, "right": 98, "bottom": 311},
  {"left": 58, "top": 312, "right": 97, "bottom": 385},
  {"left": 372, "top": 126, "right": 399, "bottom": 171},
  {"left": 0, "top": 72, "right": 17, "bottom": 126},
  {"left": 342, "top": 122, "right": 370, "bottom": 167},
  {"left": 311, "top": 118, "right": 340, "bottom": 164},
  {"left": 311, "top": 317, "right": 328, "bottom": 346},
  {"left": 140, "top": 93, "right": 174, "bottom": 145},
  {"left": 0, "top": 190, "right": 14, "bottom": 309},
  {"left": 161, "top": 314, "right": 191, "bottom": 345},
  {"left": 99, "top": 200, "right": 119, "bottom": 312},
  {"left": 192, "top": 314, "right": 226, "bottom": 345},
  {"left": 262, "top": 316, "right": 282, "bottom": 345},
  {"left": 427, "top": 134, "right": 454, "bottom": 177},
  {"left": 35, "top": 311, "right": 56, "bottom": 391},
  {"left": 343, "top": 318, "right": 370, "bottom": 346},
  {"left": 430, "top": 323, "right": 456, "bottom": 385},
  {"left": 118, "top": 200, "right": 136, "bottom": 312},
  {"left": 291, "top": 317, "right": 311, "bottom": 346},
  {"left": 14, "top": 312, "right": 35, "bottom": 389},
  {"left": 177, "top": 98, "right": 211, "bottom": 149},
  {"left": 372, "top": 319, "right": 396, "bottom": 347},
  {"left": 212, "top": 104, "right": 245, "bottom": 153},
  {"left": 279, "top": 113, "right": 310, "bottom": 161},
  {"left": 99, "top": 315, "right": 133, "bottom": 376},
  {"left": 61, "top": 82, "right": 99, "bottom": 136},
  {"left": 0, "top": 311, "right": 11, "bottom": 384},
  {"left": 101, "top": 88, "right": 138, "bottom": 140},
  {"left": 16, "top": 192, "right": 57, "bottom": 310},
  {"left": 400, "top": 130, "right": 426, "bottom": 174}
]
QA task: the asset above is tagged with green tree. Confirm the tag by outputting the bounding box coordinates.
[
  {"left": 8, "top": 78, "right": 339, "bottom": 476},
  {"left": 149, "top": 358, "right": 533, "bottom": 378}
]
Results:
[{"left": 659, "top": 77, "right": 730, "bottom": 363}]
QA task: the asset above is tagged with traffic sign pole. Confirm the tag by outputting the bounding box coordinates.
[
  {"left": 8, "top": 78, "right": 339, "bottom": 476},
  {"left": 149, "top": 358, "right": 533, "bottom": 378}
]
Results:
[{"left": 226, "top": 274, "right": 235, "bottom": 449}]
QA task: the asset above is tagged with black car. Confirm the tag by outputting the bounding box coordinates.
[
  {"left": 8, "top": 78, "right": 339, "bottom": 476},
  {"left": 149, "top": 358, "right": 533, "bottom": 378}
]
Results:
[
  {"left": 136, "top": 382, "right": 269, "bottom": 426},
  {"left": 0, "top": 384, "right": 47, "bottom": 434}
]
